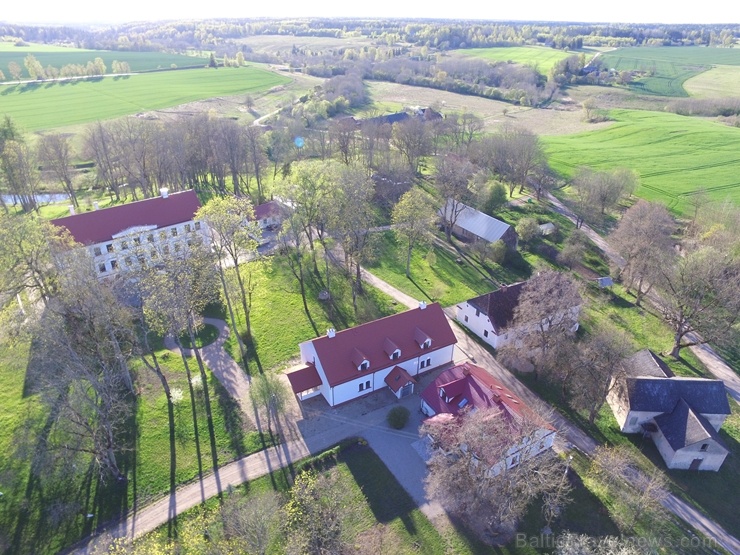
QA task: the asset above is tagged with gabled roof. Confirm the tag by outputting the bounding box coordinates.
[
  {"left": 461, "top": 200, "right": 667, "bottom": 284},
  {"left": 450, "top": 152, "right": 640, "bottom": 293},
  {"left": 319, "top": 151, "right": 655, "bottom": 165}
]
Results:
[
  {"left": 467, "top": 283, "right": 526, "bottom": 334},
  {"left": 287, "top": 364, "right": 323, "bottom": 394},
  {"left": 439, "top": 200, "right": 512, "bottom": 243},
  {"left": 654, "top": 399, "right": 729, "bottom": 452},
  {"left": 626, "top": 377, "right": 730, "bottom": 415},
  {"left": 306, "top": 303, "right": 456, "bottom": 388},
  {"left": 51, "top": 190, "right": 201, "bottom": 245},
  {"left": 420, "top": 362, "right": 553, "bottom": 429},
  {"left": 624, "top": 349, "right": 674, "bottom": 378},
  {"left": 384, "top": 366, "right": 416, "bottom": 393},
  {"left": 254, "top": 200, "right": 283, "bottom": 221}
]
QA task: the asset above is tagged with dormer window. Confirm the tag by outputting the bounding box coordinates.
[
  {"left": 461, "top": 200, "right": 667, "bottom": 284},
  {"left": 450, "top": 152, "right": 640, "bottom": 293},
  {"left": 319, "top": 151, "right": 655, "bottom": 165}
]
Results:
[
  {"left": 414, "top": 327, "right": 432, "bottom": 349},
  {"left": 352, "top": 348, "right": 370, "bottom": 371},
  {"left": 383, "top": 338, "right": 401, "bottom": 360}
]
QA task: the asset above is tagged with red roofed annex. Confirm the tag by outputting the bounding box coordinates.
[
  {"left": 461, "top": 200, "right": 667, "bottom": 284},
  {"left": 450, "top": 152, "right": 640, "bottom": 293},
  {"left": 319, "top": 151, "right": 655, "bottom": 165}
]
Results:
[{"left": 289, "top": 301, "right": 457, "bottom": 406}]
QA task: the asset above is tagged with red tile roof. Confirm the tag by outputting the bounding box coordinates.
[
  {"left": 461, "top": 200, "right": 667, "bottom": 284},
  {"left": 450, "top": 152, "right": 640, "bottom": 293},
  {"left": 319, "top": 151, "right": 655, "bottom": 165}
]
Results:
[
  {"left": 254, "top": 200, "right": 283, "bottom": 221},
  {"left": 384, "top": 366, "right": 417, "bottom": 393},
  {"left": 420, "top": 362, "right": 553, "bottom": 431},
  {"left": 287, "top": 364, "right": 323, "bottom": 394},
  {"left": 51, "top": 190, "right": 201, "bottom": 245},
  {"left": 309, "top": 303, "right": 456, "bottom": 387}
]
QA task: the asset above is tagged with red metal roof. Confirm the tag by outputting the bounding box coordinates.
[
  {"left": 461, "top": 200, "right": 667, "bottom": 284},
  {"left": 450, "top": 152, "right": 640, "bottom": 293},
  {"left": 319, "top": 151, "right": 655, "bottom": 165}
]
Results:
[
  {"left": 287, "top": 364, "right": 323, "bottom": 394},
  {"left": 384, "top": 365, "right": 417, "bottom": 393},
  {"left": 310, "top": 303, "right": 456, "bottom": 388},
  {"left": 51, "top": 190, "right": 201, "bottom": 245}
]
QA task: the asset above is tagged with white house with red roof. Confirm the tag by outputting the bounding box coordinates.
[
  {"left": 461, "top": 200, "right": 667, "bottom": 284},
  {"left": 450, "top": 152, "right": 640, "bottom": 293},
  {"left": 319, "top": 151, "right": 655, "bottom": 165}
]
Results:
[
  {"left": 420, "top": 362, "right": 556, "bottom": 472},
  {"left": 51, "top": 189, "right": 206, "bottom": 278},
  {"left": 287, "top": 302, "right": 457, "bottom": 406}
]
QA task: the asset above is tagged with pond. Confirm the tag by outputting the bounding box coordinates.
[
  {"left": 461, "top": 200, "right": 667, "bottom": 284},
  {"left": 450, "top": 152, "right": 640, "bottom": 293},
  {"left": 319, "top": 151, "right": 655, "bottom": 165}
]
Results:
[{"left": 1, "top": 193, "right": 69, "bottom": 205}]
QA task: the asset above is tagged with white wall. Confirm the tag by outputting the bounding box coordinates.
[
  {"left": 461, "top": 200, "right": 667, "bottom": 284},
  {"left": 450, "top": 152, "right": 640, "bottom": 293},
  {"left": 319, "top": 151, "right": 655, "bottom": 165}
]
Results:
[
  {"left": 653, "top": 432, "right": 727, "bottom": 471},
  {"left": 91, "top": 220, "right": 208, "bottom": 278},
  {"left": 456, "top": 302, "right": 506, "bottom": 349}
]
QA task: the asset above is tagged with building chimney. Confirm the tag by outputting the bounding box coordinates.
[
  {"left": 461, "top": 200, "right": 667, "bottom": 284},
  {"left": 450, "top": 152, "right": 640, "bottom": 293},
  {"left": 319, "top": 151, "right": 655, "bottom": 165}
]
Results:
[
  {"left": 500, "top": 284, "right": 508, "bottom": 292},
  {"left": 160, "top": 187, "right": 169, "bottom": 199},
  {"left": 327, "top": 328, "right": 336, "bottom": 338},
  {"left": 93, "top": 201, "right": 99, "bottom": 210},
  {"left": 419, "top": 300, "right": 427, "bottom": 310},
  {"left": 68, "top": 205, "right": 75, "bottom": 215}
]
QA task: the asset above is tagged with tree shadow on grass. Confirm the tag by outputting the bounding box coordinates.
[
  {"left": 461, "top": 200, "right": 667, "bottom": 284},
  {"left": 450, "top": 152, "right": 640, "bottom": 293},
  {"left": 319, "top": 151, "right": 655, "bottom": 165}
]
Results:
[
  {"left": 211, "top": 375, "right": 247, "bottom": 458},
  {"left": 340, "top": 443, "right": 417, "bottom": 534}
]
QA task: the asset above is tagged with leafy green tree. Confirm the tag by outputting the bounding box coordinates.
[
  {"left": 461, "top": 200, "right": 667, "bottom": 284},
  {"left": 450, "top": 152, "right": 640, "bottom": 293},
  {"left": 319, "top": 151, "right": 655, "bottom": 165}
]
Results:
[
  {"left": 197, "top": 195, "right": 261, "bottom": 343},
  {"left": 208, "top": 52, "right": 218, "bottom": 68},
  {"left": 392, "top": 188, "right": 438, "bottom": 278},
  {"left": 484, "top": 182, "right": 508, "bottom": 215}
]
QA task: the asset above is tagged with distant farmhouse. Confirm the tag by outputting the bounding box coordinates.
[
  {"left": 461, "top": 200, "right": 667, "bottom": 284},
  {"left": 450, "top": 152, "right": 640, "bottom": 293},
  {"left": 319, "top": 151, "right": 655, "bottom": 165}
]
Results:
[
  {"left": 455, "top": 280, "right": 580, "bottom": 350},
  {"left": 439, "top": 200, "right": 518, "bottom": 249},
  {"left": 421, "top": 361, "right": 556, "bottom": 473},
  {"left": 607, "top": 349, "right": 731, "bottom": 471},
  {"left": 287, "top": 302, "right": 457, "bottom": 406},
  {"left": 51, "top": 189, "right": 206, "bottom": 279}
]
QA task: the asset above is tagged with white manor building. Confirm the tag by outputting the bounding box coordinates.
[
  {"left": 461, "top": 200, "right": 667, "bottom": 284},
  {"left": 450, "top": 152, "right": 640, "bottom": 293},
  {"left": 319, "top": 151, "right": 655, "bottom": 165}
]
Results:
[
  {"left": 52, "top": 189, "right": 206, "bottom": 278},
  {"left": 287, "top": 302, "right": 457, "bottom": 407}
]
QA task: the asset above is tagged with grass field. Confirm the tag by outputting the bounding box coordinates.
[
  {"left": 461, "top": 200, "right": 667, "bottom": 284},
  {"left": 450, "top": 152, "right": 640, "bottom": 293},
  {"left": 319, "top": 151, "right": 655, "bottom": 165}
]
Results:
[
  {"left": 0, "top": 44, "right": 207, "bottom": 79},
  {"left": 544, "top": 108, "right": 740, "bottom": 214},
  {"left": 365, "top": 81, "right": 611, "bottom": 136},
  {"left": 452, "top": 46, "right": 583, "bottom": 75},
  {"left": 0, "top": 66, "right": 290, "bottom": 131},
  {"left": 683, "top": 65, "right": 740, "bottom": 97},
  {"left": 599, "top": 46, "right": 740, "bottom": 97}
]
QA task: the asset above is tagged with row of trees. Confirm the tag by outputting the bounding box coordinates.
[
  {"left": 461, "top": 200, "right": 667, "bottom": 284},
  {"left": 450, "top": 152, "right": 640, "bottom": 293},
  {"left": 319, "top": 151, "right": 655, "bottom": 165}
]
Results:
[{"left": 3, "top": 54, "right": 116, "bottom": 83}]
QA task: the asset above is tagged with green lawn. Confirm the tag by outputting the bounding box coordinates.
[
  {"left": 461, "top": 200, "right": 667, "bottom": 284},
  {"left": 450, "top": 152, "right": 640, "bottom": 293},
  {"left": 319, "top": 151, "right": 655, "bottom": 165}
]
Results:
[
  {"left": 453, "top": 46, "right": 582, "bottom": 76},
  {"left": 0, "top": 46, "right": 207, "bottom": 79},
  {"left": 0, "top": 334, "right": 273, "bottom": 555},
  {"left": 599, "top": 46, "right": 740, "bottom": 97},
  {"left": 365, "top": 231, "right": 519, "bottom": 307},
  {"left": 221, "top": 253, "right": 404, "bottom": 374},
  {"left": 544, "top": 108, "right": 740, "bottom": 215},
  {"left": 0, "top": 66, "right": 289, "bottom": 131}
]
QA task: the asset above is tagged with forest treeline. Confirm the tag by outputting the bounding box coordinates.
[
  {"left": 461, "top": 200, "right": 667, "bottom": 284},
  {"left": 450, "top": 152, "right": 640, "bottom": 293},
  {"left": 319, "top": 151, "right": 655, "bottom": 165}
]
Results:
[{"left": 2, "top": 18, "right": 739, "bottom": 53}]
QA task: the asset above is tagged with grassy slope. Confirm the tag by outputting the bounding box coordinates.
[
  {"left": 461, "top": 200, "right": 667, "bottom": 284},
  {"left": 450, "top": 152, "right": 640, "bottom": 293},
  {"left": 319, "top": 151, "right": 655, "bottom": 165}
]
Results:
[
  {"left": 452, "top": 46, "right": 580, "bottom": 75},
  {"left": 0, "top": 66, "right": 289, "bottom": 131},
  {"left": 543, "top": 109, "right": 740, "bottom": 215}
]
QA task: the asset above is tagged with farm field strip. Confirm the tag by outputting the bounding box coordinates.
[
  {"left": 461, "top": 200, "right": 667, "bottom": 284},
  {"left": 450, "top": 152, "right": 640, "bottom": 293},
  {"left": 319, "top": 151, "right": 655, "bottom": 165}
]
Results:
[
  {"left": 600, "top": 46, "right": 740, "bottom": 97},
  {"left": 0, "top": 66, "right": 290, "bottom": 131},
  {"left": 683, "top": 64, "right": 740, "bottom": 97},
  {"left": 0, "top": 47, "right": 208, "bottom": 77},
  {"left": 451, "top": 45, "right": 580, "bottom": 75},
  {"left": 544, "top": 108, "right": 740, "bottom": 213}
]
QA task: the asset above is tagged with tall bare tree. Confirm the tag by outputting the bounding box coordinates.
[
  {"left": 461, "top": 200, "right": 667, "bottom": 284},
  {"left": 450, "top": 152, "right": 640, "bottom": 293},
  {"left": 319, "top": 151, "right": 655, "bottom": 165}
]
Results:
[
  {"left": 658, "top": 246, "right": 740, "bottom": 359},
  {"left": 423, "top": 407, "right": 570, "bottom": 544},
  {"left": 38, "top": 133, "right": 79, "bottom": 207},
  {"left": 502, "top": 271, "right": 582, "bottom": 377},
  {"left": 434, "top": 153, "right": 476, "bottom": 242},
  {"left": 611, "top": 200, "right": 674, "bottom": 306}
]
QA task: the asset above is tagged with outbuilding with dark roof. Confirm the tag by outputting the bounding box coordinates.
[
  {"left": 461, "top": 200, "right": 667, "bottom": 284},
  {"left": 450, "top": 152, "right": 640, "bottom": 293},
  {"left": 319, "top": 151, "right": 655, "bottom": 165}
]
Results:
[{"left": 606, "top": 349, "right": 731, "bottom": 471}]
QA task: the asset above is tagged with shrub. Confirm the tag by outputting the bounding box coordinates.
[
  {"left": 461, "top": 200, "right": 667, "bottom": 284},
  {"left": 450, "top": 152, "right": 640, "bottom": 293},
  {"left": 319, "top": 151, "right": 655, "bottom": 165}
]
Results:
[{"left": 387, "top": 406, "right": 410, "bottom": 429}]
